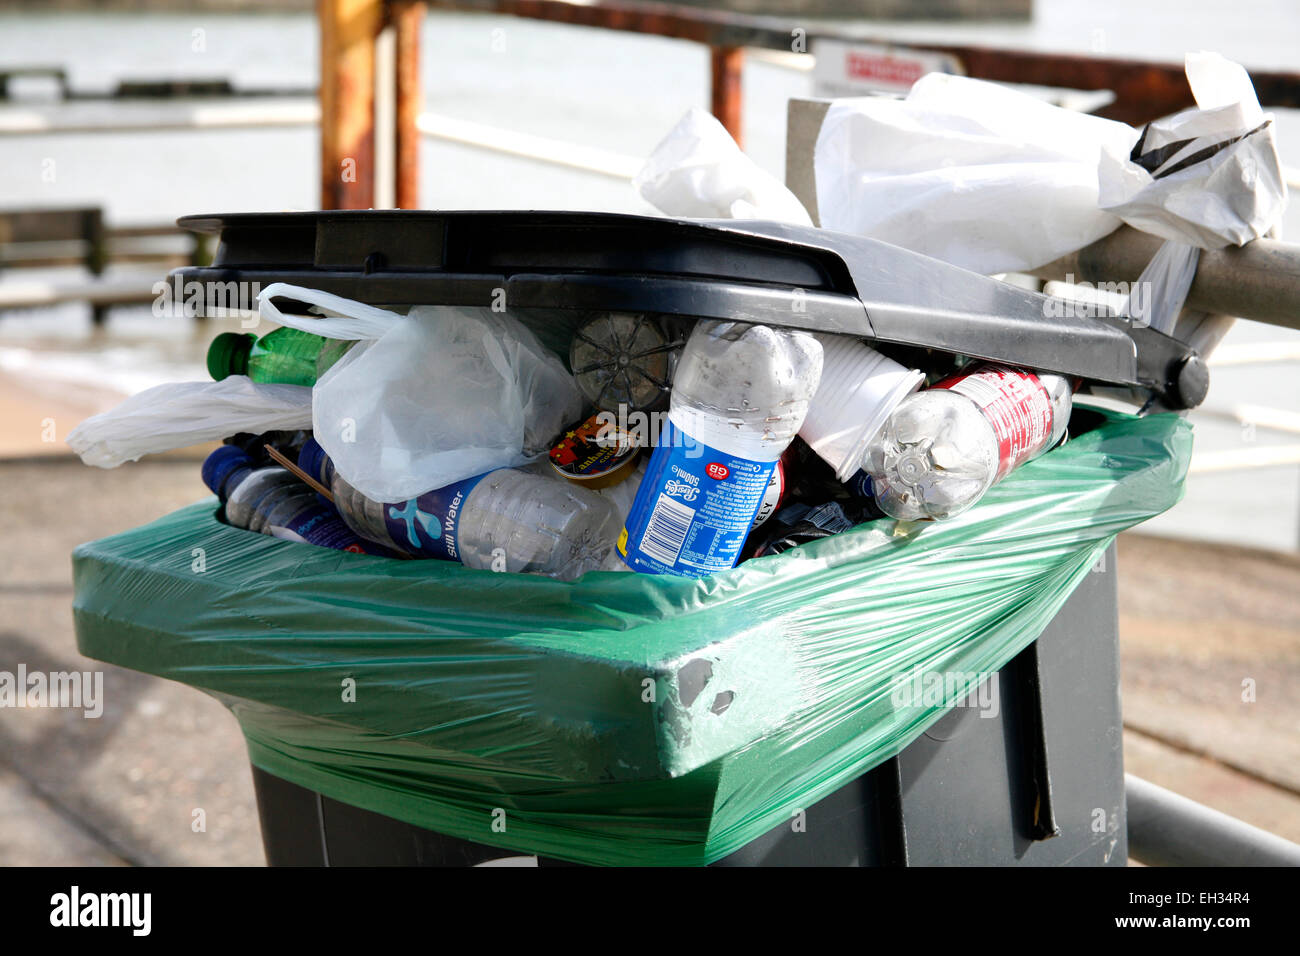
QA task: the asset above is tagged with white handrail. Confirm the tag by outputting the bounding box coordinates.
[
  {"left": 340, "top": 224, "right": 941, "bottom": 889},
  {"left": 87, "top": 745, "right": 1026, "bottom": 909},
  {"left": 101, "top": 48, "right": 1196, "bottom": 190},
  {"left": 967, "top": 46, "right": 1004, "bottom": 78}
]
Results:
[
  {"left": 1189, "top": 444, "right": 1300, "bottom": 474},
  {"left": 415, "top": 112, "right": 639, "bottom": 180}
]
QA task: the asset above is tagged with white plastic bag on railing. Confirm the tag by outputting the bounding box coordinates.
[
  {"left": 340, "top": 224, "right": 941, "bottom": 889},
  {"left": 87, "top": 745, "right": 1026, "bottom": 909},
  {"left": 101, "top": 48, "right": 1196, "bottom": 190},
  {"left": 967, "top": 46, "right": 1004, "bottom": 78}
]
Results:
[
  {"left": 1099, "top": 52, "right": 1287, "bottom": 249},
  {"left": 813, "top": 74, "right": 1139, "bottom": 274},
  {"left": 259, "top": 283, "right": 583, "bottom": 503},
  {"left": 1110, "top": 53, "right": 1287, "bottom": 350},
  {"left": 634, "top": 107, "right": 814, "bottom": 225},
  {"left": 66, "top": 376, "right": 313, "bottom": 468}
]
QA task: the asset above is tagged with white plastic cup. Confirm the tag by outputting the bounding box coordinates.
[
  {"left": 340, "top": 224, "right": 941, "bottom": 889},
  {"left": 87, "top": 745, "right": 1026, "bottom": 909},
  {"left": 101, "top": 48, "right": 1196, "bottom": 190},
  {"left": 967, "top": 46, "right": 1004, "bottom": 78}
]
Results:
[{"left": 799, "top": 334, "right": 925, "bottom": 482}]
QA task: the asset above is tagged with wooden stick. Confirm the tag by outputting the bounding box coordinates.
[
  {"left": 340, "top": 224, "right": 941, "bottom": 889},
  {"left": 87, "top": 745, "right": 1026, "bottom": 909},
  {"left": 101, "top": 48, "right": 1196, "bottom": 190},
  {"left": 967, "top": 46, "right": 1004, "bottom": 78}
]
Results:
[{"left": 264, "top": 444, "right": 334, "bottom": 503}]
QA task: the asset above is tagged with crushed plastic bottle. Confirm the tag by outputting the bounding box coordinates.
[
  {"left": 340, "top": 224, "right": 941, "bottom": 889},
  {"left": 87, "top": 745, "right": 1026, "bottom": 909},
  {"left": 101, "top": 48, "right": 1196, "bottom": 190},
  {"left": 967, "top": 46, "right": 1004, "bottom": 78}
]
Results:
[
  {"left": 298, "top": 443, "right": 409, "bottom": 556},
  {"left": 298, "top": 438, "right": 623, "bottom": 580},
  {"left": 201, "top": 446, "right": 373, "bottom": 552},
  {"left": 619, "top": 320, "right": 823, "bottom": 576},
  {"left": 864, "top": 364, "right": 1072, "bottom": 522}
]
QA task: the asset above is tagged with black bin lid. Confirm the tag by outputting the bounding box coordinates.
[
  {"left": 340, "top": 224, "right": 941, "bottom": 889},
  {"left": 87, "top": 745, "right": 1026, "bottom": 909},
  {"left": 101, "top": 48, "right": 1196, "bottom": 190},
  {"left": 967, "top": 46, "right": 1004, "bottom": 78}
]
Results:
[{"left": 172, "top": 210, "right": 1201, "bottom": 404}]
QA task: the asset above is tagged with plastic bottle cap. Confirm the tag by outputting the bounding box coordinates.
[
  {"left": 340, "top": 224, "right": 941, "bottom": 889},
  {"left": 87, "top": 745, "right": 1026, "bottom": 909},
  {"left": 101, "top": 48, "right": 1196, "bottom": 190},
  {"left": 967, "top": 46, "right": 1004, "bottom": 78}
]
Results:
[
  {"left": 207, "top": 332, "right": 255, "bottom": 381},
  {"left": 201, "top": 445, "right": 253, "bottom": 497},
  {"left": 297, "top": 437, "right": 329, "bottom": 484}
]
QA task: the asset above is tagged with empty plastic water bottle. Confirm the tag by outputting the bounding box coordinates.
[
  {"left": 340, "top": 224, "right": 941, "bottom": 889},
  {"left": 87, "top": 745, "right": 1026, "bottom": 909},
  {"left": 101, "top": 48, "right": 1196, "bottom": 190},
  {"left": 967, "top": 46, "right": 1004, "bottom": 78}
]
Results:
[
  {"left": 602, "top": 459, "right": 784, "bottom": 533},
  {"left": 864, "top": 364, "right": 1072, "bottom": 522},
  {"left": 207, "top": 329, "right": 354, "bottom": 386},
  {"left": 596, "top": 459, "right": 648, "bottom": 528},
  {"left": 201, "top": 445, "right": 373, "bottom": 552},
  {"left": 619, "top": 320, "right": 823, "bottom": 576},
  {"left": 298, "top": 439, "right": 623, "bottom": 580}
]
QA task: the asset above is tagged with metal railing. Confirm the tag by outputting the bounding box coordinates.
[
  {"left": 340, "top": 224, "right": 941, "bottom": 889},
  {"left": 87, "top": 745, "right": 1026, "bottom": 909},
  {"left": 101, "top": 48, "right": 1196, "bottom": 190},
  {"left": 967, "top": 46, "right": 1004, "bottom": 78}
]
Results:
[
  {"left": 423, "top": 0, "right": 1300, "bottom": 133},
  {"left": 1126, "top": 774, "right": 1300, "bottom": 867}
]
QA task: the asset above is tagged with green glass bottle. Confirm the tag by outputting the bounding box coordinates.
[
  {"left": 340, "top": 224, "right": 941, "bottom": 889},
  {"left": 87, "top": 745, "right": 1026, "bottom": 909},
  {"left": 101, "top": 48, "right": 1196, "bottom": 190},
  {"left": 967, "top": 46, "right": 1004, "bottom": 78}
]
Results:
[{"left": 207, "top": 329, "right": 354, "bottom": 386}]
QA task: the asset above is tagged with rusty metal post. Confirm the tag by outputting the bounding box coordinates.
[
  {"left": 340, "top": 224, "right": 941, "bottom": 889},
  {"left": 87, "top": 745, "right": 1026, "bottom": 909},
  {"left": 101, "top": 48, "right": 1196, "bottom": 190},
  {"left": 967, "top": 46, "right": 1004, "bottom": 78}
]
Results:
[
  {"left": 318, "top": 0, "right": 383, "bottom": 210},
  {"left": 391, "top": 1, "right": 425, "bottom": 209},
  {"left": 710, "top": 45, "right": 744, "bottom": 147}
]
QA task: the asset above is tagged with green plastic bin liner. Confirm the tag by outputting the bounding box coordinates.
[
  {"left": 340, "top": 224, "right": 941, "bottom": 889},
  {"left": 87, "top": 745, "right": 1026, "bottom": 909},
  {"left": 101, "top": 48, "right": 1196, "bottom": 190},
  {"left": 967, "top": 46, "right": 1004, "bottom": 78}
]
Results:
[{"left": 72, "top": 407, "right": 1191, "bottom": 866}]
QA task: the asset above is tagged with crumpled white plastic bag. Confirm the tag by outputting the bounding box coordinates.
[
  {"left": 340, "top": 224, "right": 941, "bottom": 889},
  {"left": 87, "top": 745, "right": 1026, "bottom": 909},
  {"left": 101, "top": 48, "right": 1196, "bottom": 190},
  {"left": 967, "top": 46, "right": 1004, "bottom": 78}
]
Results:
[
  {"left": 1108, "top": 53, "right": 1287, "bottom": 356},
  {"left": 66, "top": 376, "right": 313, "bottom": 468},
  {"left": 259, "top": 284, "right": 583, "bottom": 503},
  {"left": 813, "top": 74, "right": 1139, "bottom": 274},
  {"left": 1099, "top": 52, "right": 1287, "bottom": 249},
  {"left": 634, "top": 107, "right": 814, "bottom": 225}
]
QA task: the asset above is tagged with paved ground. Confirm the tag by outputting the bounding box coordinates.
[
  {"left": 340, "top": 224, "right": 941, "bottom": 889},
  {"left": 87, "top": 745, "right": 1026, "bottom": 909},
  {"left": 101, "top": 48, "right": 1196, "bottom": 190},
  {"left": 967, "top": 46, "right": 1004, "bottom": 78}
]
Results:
[
  {"left": 0, "top": 454, "right": 261, "bottom": 866},
  {"left": 1116, "top": 533, "right": 1300, "bottom": 843},
  {"left": 0, "top": 454, "right": 1295, "bottom": 866}
]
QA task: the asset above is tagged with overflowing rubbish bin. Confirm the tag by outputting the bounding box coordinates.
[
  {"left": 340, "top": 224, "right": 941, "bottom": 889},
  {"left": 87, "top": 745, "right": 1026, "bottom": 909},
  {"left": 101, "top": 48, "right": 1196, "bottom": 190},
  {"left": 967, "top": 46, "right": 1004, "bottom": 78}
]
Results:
[{"left": 69, "top": 210, "right": 1193, "bottom": 866}]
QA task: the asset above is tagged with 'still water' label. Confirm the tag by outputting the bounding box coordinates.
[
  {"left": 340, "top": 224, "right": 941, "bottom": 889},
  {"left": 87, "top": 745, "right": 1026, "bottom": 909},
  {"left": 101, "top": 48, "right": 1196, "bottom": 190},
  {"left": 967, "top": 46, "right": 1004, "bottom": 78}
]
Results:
[
  {"left": 934, "top": 365, "right": 1052, "bottom": 481},
  {"left": 382, "top": 473, "right": 487, "bottom": 562},
  {"left": 619, "top": 421, "right": 777, "bottom": 577}
]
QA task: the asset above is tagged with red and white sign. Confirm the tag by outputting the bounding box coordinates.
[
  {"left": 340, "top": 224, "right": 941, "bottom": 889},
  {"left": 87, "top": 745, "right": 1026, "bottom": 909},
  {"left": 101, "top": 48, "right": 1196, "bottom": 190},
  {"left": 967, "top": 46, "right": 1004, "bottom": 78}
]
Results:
[{"left": 812, "top": 40, "right": 963, "bottom": 97}]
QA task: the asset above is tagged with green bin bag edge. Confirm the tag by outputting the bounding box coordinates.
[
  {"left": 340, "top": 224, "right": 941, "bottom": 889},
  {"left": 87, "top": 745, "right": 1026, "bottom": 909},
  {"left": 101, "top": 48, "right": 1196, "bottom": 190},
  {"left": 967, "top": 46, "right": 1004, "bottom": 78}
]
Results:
[{"left": 71, "top": 407, "right": 1192, "bottom": 865}]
